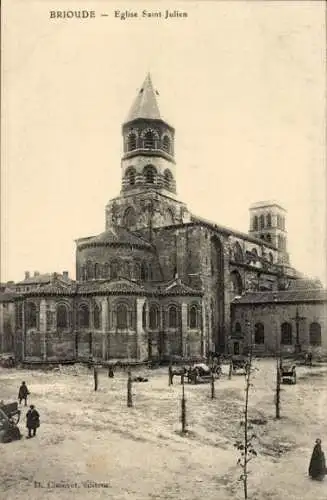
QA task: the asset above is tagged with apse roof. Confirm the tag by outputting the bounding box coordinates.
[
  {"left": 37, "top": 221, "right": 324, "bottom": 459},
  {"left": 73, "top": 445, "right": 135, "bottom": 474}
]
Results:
[{"left": 77, "top": 226, "right": 152, "bottom": 250}]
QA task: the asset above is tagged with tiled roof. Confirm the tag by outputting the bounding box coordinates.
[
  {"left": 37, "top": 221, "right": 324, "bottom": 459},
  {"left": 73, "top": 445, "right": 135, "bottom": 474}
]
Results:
[
  {"left": 232, "top": 289, "right": 327, "bottom": 305},
  {"left": 147, "top": 278, "right": 202, "bottom": 297},
  {"left": 77, "top": 226, "right": 152, "bottom": 250},
  {"left": 78, "top": 278, "right": 145, "bottom": 295},
  {"left": 191, "top": 215, "right": 277, "bottom": 250},
  {"left": 287, "top": 278, "right": 323, "bottom": 290},
  {"left": 125, "top": 73, "right": 162, "bottom": 122},
  {"left": 24, "top": 280, "right": 76, "bottom": 296}
]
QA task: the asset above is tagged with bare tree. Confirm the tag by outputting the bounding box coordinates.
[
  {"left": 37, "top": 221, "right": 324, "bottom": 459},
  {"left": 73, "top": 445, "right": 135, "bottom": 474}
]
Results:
[
  {"left": 235, "top": 329, "right": 257, "bottom": 499},
  {"left": 275, "top": 356, "right": 281, "bottom": 419},
  {"left": 93, "top": 365, "right": 98, "bottom": 392},
  {"left": 127, "top": 369, "right": 133, "bottom": 407},
  {"left": 181, "top": 370, "right": 187, "bottom": 434},
  {"left": 210, "top": 371, "right": 215, "bottom": 399}
]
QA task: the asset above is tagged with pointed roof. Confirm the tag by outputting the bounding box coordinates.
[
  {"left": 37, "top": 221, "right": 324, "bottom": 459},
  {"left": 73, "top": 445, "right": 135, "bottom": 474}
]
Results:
[{"left": 125, "top": 73, "right": 162, "bottom": 123}]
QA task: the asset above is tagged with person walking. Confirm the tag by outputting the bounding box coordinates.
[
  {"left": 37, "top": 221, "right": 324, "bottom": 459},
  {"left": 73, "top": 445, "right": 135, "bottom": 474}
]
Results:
[
  {"left": 309, "top": 439, "right": 326, "bottom": 480},
  {"left": 18, "top": 381, "right": 30, "bottom": 406},
  {"left": 26, "top": 405, "right": 40, "bottom": 438}
]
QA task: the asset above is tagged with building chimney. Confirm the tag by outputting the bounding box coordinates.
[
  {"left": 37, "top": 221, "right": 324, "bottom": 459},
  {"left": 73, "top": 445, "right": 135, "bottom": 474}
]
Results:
[
  {"left": 62, "top": 271, "right": 69, "bottom": 280},
  {"left": 25, "top": 271, "right": 30, "bottom": 280}
]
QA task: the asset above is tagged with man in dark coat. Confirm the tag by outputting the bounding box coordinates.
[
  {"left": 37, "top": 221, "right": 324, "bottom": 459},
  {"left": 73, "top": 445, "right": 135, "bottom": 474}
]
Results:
[
  {"left": 309, "top": 439, "right": 326, "bottom": 480},
  {"left": 18, "top": 381, "right": 30, "bottom": 406},
  {"left": 26, "top": 405, "right": 40, "bottom": 438}
]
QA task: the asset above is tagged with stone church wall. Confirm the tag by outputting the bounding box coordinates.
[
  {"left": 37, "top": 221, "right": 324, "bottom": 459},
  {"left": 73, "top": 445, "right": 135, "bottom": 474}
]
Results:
[{"left": 232, "top": 302, "right": 327, "bottom": 355}]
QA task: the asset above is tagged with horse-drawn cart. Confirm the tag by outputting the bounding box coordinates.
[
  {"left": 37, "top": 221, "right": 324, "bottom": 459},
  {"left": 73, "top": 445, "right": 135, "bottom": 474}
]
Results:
[
  {"left": 0, "top": 401, "right": 22, "bottom": 443},
  {"left": 231, "top": 355, "right": 249, "bottom": 374},
  {"left": 280, "top": 364, "right": 297, "bottom": 385}
]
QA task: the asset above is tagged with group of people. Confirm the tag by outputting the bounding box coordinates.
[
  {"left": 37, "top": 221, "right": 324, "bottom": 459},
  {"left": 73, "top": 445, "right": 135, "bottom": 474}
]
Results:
[{"left": 18, "top": 381, "right": 40, "bottom": 438}]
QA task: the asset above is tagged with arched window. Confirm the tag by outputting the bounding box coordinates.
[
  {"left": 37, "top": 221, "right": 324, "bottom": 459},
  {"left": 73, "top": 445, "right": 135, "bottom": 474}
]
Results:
[
  {"left": 277, "top": 214, "right": 281, "bottom": 229},
  {"left": 125, "top": 167, "right": 136, "bottom": 186},
  {"left": 121, "top": 261, "right": 130, "bottom": 279},
  {"left": 141, "top": 262, "right": 148, "bottom": 281},
  {"left": 253, "top": 216, "right": 258, "bottom": 231},
  {"left": 143, "top": 165, "right": 157, "bottom": 184},
  {"left": 123, "top": 206, "right": 137, "bottom": 228},
  {"left": 103, "top": 262, "right": 110, "bottom": 278},
  {"left": 309, "top": 322, "right": 321, "bottom": 346},
  {"left": 117, "top": 304, "right": 128, "bottom": 329},
  {"left": 87, "top": 260, "right": 94, "bottom": 280},
  {"left": 93, "top": 303, "right": 101, "bottom": 330},
  {"left": 142, "top": 303, "right": 147, "bottom": 328},
  {"left": 230, "top": 271, "right": 243, "bottom": 296},
  {"left": 80, "top": 265, "right": 86, "bottom": 281},
  {"left": 94, "top": 263, "right": 100, "bottom": 279},
  {"left": 134, "top": 262, "right": 141, "bottom": 280},
  {"left": 168, "top": 305, "right": 179, "bottom": 328},
  {"left": 166, "top": 208, "right": 174, "bottom": 225},
  {"left": 143, "top": 131, "right": 156, "bottom": 149},
  {"left": 78, "top": 304, "right": 90, "bottom": 328},
  {"left": 268, "top": 252, "right": 274, "bottom": 263},
  {"left": 235, "top": 322, "right": 242, "bottom": 335},
  {"left": 233, "top": 242, "right": 243, "bottom": 263},
  {"left": 281, "top": 322, "right": 292, "bottom": 345},
  {"left": 266, "top": 233, "right": 272, "bottom": 243},
  {"left": 254, "top": 323, "right": 265, "bottom": 344},
  {"left": 127, "top": 133, "right": 137, "bottom": 151},
  {"left": 163, "top": 169, "right": 173, "bottom": 189},
  {"left": 259, "top": 214, "right": 265, "bottom": 229},
  {"left": 189, "top": 305, "right": 198, "bottom": 329},
  {"left": 26, "top": 302, "right": 37, "bottom": 328},
  {"left": 267, "top": 213, "right": 272, "bottom": 227},
  {"left": 162, "top": 135, "right": 171, "bottom": 153},
  {"left": 278, "top": 235, "right": 283, "bottom": 250},
  {"left": 57, "top": 304, "right": 68, "bottom": 329},
  {"left": 149, "top": 304, "right": 159, "bottom": 329},
  {"left": 110, "top": 261, "right": 119, "bottom": 279}
]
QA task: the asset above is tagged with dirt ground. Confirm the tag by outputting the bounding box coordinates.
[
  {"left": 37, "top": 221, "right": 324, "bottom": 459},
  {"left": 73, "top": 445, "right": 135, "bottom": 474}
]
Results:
[{"left": 1, "top": 359, "right": 327, "bottom": 500}]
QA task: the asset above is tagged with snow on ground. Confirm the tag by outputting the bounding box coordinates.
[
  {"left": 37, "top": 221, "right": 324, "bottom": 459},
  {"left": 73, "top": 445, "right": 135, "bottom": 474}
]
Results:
[{"left": 1, "top": 359, "right": 327, "bottom": 500}]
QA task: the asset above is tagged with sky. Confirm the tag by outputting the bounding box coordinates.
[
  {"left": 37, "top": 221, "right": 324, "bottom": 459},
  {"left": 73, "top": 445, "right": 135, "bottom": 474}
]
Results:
[{"left": 1, "top": 0, "right": 326, "bottom": 284}]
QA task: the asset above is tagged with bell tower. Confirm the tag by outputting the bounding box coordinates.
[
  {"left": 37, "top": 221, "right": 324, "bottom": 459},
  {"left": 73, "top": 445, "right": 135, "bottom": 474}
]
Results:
[
  {"left": 121, "top": 73, "right": 177, "bottom": 197},
  {"left": 105, "top": 74, "right": 191, "bottom": 232},
  {"left": 249, "top": 200, "right": 290, "bottom": 264}
]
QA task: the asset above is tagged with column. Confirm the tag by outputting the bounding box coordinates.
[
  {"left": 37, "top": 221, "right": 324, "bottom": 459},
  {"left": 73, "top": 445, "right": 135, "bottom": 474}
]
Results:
[
  {"left": 136, "top": 297, "right": 148, "bottom": 361},
  {"left": 201, "top": 300, "right": 206, "bottom": 357},
  {"left": 101, "top": 298, "right": 109, "bottom": 360},
  {"left": 39, "top": 299, "right": 47, "bottom": 360},
  {"left": 181, "top": 302, "right": 188, "bottom": 357}
]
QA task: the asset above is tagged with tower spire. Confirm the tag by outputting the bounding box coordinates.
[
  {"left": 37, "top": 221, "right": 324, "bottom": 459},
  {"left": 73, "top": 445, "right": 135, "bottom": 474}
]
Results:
[{"left": 125, "top": 73, "right": 161, "bottom": 123}]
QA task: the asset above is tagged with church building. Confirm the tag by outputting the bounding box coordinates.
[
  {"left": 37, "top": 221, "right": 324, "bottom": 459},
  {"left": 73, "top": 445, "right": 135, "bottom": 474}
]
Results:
[{"left": 1, "top": 74, "right": 326, "bottom": 362}]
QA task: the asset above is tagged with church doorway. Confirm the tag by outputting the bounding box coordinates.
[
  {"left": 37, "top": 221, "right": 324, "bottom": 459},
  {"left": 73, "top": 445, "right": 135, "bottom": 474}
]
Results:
[{"left": 233, "top": 342, "right": 240, "bottom": 355}]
